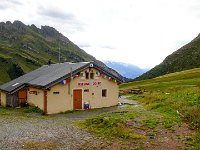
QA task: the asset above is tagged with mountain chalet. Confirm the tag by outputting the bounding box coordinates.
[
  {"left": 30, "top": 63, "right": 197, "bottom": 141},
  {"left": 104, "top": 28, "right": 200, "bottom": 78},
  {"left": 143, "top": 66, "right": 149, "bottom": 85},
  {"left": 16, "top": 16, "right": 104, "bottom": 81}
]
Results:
[{"left": 0, "top": 62, "right": 123, "bottom": 114}]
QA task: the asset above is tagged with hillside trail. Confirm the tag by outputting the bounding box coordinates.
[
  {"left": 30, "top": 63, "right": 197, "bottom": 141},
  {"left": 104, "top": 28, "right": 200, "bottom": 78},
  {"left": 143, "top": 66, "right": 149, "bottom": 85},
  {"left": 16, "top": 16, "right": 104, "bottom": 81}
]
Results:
[{"left": 119, "top": 95, "right": 139, "bottom": 105}]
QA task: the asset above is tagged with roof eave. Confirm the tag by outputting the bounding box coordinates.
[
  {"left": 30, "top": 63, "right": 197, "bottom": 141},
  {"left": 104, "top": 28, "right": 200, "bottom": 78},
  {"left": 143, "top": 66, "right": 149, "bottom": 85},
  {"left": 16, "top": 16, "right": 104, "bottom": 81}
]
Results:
[
  {"left": 93, "top": 63, "right": 123, "bottom": 83},
  {"left": 44, "top": 62, "right": 123, "bottom": 88},
  {"left": 26, "top": 83, "right": 45, "bottom": 90},
  {"left": 4, "top": 84, "right": 27, "bottom": 94},
  {"left": 0, "top": 89, "right": 9, "bottom": 94},
  {"left": 44, "top": 63, "right": 90, "bottom": 89}
]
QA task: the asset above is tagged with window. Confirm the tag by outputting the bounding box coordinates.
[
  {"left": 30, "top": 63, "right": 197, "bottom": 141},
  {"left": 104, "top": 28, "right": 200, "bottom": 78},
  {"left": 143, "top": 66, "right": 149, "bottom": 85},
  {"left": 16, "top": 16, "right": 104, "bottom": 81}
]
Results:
[
  {"left": 53, "top": 92, "right": 60, "bottom": 94},
  {"left": 86, "top": 72, "right": 89, "bottom": 79},
  {"left": 80, "top": 72, "right": 84, "bottom": 77},
  {"left": 84, "top": 89, "right": 89, "bottom": 92},
  {"left": 102, "top": 89, "right": 107, "bottom": 97},
  {"left": 90, "top": 73, "right": 94, "bottom": 79}
]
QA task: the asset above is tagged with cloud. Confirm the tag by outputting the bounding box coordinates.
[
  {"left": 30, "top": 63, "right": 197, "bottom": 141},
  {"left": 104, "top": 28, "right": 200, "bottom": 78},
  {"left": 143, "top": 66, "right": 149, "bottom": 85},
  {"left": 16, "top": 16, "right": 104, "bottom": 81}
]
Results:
[
  {"left": 39, "top": 7, "right": 75, "bottom": 20},
  {"left": 100, "top": 45, "right": 116, "bottom": 50},
  {"left": 6, "top": 0, "right": 23, "bottom": 5},
  {"left": 37, "top": 6, "right": 84, "bottom": 32},
  {"left": 175, "top": 40, "right": 190, "bottom": 49},
  {"left": 0, "top": 4, "right": 7, "bottom": 10},
  {"left": 0, "top": 0, "right": 23, "bottom": 10},
  {"left": 78, "top": 43, "right": 91, "bottom": 48},
  {"left": 1, "top": 0, "right": 200, "bottom": 68},
  {"left": 189, "top": 2, "right": 200, "bottom": 18}
]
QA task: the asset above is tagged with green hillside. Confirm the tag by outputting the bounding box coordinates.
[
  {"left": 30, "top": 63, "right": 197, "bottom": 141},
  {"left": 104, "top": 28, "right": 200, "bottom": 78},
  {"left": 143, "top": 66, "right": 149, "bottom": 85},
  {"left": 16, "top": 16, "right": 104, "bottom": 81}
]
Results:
[
  {"left": 0, "top": 20, "right": 96, "bottom": 85},
  {"left": 136, "top": 34, "right": 200, "bottom": 80},
  {"left": 120, "top": 68, "right": 200, "bottom": 147},
  {"left": 122, "top": 67, "right": 200, "bottom": 90}
]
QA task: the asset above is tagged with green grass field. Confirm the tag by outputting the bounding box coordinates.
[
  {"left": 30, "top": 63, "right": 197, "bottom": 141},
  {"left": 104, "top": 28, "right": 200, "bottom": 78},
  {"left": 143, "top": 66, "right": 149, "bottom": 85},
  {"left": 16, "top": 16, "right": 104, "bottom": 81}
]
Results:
[
  {"left": 120, "top": 67, "right": 200, "bottom": 148},
  {"left": 121, "top": 67, "right": 200, "bottom": 90}
]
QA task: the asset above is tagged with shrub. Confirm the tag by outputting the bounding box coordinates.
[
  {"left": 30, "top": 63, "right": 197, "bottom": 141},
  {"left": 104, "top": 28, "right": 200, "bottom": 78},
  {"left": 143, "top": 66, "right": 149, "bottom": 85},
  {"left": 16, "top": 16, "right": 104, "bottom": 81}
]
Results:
[{"left": 23, "top": 106, "right": 43, "bottom": 113}]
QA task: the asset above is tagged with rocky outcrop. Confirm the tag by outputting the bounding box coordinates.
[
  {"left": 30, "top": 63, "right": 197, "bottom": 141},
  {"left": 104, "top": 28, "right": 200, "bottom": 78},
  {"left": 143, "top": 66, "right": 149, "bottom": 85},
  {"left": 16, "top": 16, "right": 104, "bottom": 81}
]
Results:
[
  {"left": 0, "top": 20, "right": 68, "bottom": 43},
  {"left": 0, "top": 20, "right": 27, "bottom": 33},
  {"left": 12, "top": 20, "right": 27, "bottom": 32},
  {"left": 30, "top": 24, "right": 70, "bottom": 44}
]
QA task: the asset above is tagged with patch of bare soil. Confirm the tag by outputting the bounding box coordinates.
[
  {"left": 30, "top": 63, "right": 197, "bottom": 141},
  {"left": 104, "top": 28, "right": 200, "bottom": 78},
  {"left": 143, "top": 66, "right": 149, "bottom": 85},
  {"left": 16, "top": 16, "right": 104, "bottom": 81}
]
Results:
[
  {"left": 104, "top": 122, "right": 194, "bottom": 150},
  {"left": 141, "top": 123, "right": 194, "bottom": 150},
  {"left": 103, "top": 141, "right": 121, "bottom": 150}
]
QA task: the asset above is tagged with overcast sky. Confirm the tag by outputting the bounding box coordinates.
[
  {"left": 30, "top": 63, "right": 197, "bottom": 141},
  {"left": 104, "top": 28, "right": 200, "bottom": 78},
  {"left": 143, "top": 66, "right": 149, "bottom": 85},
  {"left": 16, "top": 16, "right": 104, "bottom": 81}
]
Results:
[{"left": 1, "top": 0, "right": 200, "bottom": 68}]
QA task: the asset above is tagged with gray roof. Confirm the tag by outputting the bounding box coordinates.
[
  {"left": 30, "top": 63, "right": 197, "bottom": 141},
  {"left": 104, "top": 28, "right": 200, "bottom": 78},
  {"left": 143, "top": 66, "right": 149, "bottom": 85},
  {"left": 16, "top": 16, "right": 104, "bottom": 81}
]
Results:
[{"left": 0, "top": 62, "right": 123, "bottom": 94}]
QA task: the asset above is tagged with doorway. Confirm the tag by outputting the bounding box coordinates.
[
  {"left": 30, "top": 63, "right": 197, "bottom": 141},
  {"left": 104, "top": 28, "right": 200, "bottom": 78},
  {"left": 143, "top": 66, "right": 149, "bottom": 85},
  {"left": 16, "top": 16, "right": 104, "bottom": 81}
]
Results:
[
  {"left": 18, "top": 88, "right": 27, "bottom": 106},
  {"left": 73, "top": 89, "right": 82, "bottom": 110}
]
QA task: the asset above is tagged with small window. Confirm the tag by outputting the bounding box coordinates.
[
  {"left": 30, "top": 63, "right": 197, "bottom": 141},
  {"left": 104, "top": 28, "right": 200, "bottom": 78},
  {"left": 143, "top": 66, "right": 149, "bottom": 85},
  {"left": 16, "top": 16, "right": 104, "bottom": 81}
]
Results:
[
  {"left": 86, "top": 72, "right": 89, "bottom": 79},
  {"left": 84, "top": 89, "right": 89, "bottom": 92},
  {"left": 90, "top": 73, "right": 94, "bottom": 79},
  {"left": 102, "top": 89, "right": 107, "bottom": 97},
  {"left": 80, "top": 72, "right": 84, "bottom": 77},
  {"left": 53, "top": 92, "right": 60, "bottom": 94}
]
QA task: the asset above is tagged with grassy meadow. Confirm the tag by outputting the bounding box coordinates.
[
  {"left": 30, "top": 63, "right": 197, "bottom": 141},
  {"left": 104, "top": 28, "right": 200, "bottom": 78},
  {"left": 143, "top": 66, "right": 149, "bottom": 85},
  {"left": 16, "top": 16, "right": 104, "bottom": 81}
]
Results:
[
  {"left": 121, "top": 68, "right": 200, "bottom": 128},
  {"left": 121, "top": 67, "right": 200, "bottom": 148}
]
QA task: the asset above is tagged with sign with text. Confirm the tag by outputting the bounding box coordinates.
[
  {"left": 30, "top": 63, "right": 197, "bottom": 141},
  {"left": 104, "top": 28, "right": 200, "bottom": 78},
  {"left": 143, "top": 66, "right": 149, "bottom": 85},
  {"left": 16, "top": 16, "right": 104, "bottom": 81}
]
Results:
[
  {"left": 29, "top": 91, "right": 38, "bottom": 95},
  {"left": 78, "top": 81, "right": 101, "bottom": 86}
]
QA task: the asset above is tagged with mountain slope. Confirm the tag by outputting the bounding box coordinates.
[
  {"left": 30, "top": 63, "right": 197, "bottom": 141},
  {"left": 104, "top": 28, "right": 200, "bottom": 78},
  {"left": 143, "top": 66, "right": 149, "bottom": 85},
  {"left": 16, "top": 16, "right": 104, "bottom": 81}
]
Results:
[
  {"left": 121, "top": 67, "right": 200, "bottom": 90},
  {"left": 104, "top": 61, "right": 148, "bottom": 79},
  {"left": 0, "top": 20, "right": 123, "bottom": 84},
  {"left": 136, "top": 34, "right": 200, "bottom": 80}
]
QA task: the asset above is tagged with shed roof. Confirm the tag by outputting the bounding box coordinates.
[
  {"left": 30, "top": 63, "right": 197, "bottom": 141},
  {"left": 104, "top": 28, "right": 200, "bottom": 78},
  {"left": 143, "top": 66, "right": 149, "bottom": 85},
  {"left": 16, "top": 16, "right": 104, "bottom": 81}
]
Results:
[{"left": 0, "top": 62, "right": 123, "bottom": 94}]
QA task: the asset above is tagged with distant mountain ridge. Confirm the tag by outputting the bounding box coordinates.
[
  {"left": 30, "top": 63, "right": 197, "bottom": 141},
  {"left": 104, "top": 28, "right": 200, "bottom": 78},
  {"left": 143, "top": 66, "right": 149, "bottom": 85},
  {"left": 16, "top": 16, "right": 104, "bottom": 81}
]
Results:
[
  {"left": 104, "top": 61, "right": 148, "bottom": 79},
  {"left": 136, "top": 34, "right": 200, "bottom": 80},
  {"left": 0, "top": 20, "right": 123, "bottom": 84}
]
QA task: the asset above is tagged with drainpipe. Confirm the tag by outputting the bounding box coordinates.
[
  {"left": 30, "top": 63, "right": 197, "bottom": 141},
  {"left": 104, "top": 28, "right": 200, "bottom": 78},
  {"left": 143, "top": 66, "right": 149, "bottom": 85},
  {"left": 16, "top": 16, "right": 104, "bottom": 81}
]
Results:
[
  {"left": 68, "top": 67, "right": 72, "bottom": 95},
  {"left": 44, "top": 91, "right": 47, "bottom": 114}
]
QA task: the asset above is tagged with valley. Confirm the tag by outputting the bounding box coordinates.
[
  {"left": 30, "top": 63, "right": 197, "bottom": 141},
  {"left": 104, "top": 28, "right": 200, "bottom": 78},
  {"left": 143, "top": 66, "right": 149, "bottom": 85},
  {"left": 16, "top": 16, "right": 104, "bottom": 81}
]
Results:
[
  {"left": 104, "top": 61, "right": 149, "bottom": 79},
  {"left": 1, "top": 20, "right": 200, "bottom": 149}
]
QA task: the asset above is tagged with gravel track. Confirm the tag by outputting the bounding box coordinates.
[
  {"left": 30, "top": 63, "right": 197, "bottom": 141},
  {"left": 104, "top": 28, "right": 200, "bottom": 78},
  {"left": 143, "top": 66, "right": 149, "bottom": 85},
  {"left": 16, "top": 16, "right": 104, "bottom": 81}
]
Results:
[{"left": 0, "top": 109, "right": 114, "bottom": 150}]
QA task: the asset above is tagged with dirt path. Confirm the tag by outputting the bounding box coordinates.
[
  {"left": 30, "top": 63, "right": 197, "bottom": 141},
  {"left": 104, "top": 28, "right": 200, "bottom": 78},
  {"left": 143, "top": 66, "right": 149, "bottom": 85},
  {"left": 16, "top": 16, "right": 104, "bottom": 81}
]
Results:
[
  {"left": 119, "top": 96, "right": 139, "bottom": 105},
  {"left": 0, "top": 115, "right": 103, "bottom": 150},
  {"left": 0, "top": 106, "right": 122, "bottom": 150}
]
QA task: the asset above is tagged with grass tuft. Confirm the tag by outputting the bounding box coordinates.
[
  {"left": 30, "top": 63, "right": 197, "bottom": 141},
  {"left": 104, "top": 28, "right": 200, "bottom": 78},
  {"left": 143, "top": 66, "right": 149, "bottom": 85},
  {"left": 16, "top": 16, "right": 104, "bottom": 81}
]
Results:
[
  {"left": 23, "top": 141, "right": 57, "bottom": 150},
  {"left": 78, "top": 111, "right": 145, "bottom": 140},
  {"left": 143, "top": 118, "right": 159, "bottom": 129},
  {"left": 23, "top": 106, "right": 43, "bottom": 113}
]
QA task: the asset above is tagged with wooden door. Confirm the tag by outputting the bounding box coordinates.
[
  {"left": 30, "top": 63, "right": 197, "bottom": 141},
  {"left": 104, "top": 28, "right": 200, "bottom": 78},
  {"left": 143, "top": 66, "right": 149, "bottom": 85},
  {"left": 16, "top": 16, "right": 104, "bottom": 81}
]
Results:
[
  {"left": 73, "top": 89, "right": 82, "bottom": 110},
  {"left": 18, "top": 89, "right": 27, "bottom": 106}
]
